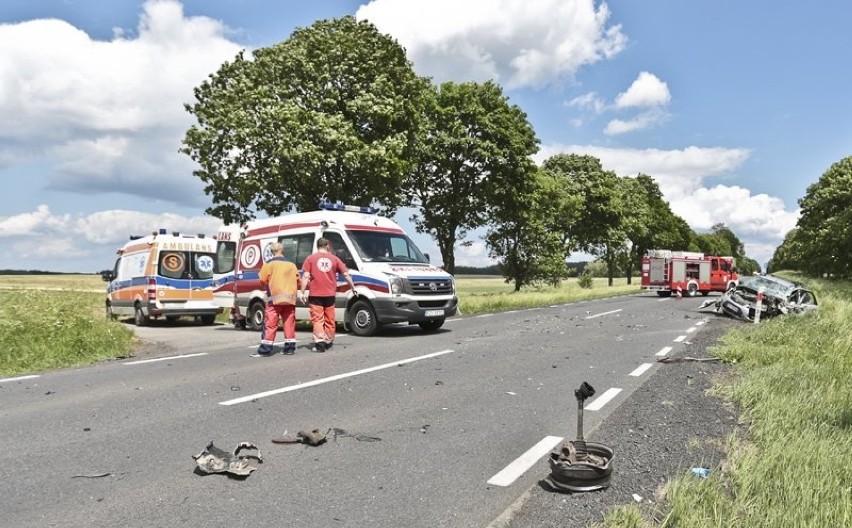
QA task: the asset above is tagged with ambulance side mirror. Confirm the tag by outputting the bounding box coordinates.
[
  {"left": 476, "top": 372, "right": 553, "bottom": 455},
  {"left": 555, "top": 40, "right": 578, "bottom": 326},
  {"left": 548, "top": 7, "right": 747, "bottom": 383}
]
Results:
[{"left": 100, "top": 270, "right": 115, "bottom": 282}]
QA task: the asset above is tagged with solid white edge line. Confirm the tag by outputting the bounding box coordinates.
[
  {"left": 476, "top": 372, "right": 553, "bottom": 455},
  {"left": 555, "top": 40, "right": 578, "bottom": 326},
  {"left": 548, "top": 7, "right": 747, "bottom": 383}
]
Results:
[
  {"left": 585, "top": 388, "right": 622, "bottom": 411},
  {"left": 487, "top": 435, "right": 564, "bottom": 487},
  {"left": 219, "top": 349, "right": 455, "bottom": 405},
  {"left": 629, "top": 363, "right": 654, "bottom": 377},
  {"left": 686, "top": 326, "right": 697, "bottom": 333},
  {"left": 0, "top": 374, "right": 40, "bottom": 383},
  {"left": 656, "top": 346, "right": 673, "bottom": 357},
  {"left": 123, "top": 353, "right": 208, "bottom": 365},
  {"left": 673, "top": 335, "right": 686, "bottom": 343},
  {"left": 584, "top": 308, "right": 623, "bottom": 320}
]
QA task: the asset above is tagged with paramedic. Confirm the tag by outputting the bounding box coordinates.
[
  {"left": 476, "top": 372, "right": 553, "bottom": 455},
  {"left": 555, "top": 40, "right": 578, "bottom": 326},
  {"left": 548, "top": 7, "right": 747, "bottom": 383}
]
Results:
[
  {"left": 299, "top": 238, "right": 356, "bottom": 352},
  {"left": 257, "top": 242, "right": 298, "bottom": 356}
]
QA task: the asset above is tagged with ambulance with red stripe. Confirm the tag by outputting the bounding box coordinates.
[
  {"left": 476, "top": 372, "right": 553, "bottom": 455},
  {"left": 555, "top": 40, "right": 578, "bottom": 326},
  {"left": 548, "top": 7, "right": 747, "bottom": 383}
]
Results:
[
  {"left": 104, "top": 229, "right": 223, "bottom": 325},
  {"left": 216, "top": 202, "right": 458, "bottom": 336}
]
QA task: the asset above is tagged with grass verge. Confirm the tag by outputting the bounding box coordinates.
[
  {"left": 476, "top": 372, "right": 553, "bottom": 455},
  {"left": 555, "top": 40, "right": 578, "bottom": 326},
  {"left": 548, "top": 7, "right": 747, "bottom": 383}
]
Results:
[{"left": 597, "top": 272, "right": 852, "bottom": 528}]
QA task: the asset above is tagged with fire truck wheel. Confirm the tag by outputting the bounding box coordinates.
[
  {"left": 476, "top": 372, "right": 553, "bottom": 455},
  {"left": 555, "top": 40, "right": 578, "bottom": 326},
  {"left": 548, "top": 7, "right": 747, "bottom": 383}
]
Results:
[
  {"left": 686, "top": 283, "right": 699, "bottom": 297},
  {"left": 656, "top": 291, "right": 672, "bottom": 298},
  {"left": 247, "top": 301, "right": 265, "bottom": 332},
  {"left": 134, "top": 304, "right": 149, "bottom": 326},
  {"left": 701, "top": 291, "right": 710, "bottom": 296}
]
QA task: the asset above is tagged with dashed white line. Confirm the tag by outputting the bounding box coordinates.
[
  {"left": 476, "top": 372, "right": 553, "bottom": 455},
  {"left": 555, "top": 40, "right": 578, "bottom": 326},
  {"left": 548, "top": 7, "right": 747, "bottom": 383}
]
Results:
[
  {"left": 585, "top": 388, "right": 622, "bottom": 411},
  {"left": 124, "top": 353, "right": 208, "bottom": 365},
  {"left": 219, "top": 349, "right": 455, "bottom": 406},
  {"left": 656, "top": 346, "right": 673, "bottom": 357},
  {"left": 584, "top": 308, "right": 623, "bottom": 320},
  {"left": 686, "top": 326, "right": 697, "bottom": 333},
  {"left": 673, "top": 335, "right": 686, "bottom": 343},
  {"left": 0, "top": 374, "right": 40, "bottom": 383},
  {"left": 487, "top": 435, "right": 564, "bottom": 487},
  {"left": 695, "top": 321, "right": 706, "bottom": 326},
  {"left": 629, "top": 363, "right": 654, "bottom": 377}
]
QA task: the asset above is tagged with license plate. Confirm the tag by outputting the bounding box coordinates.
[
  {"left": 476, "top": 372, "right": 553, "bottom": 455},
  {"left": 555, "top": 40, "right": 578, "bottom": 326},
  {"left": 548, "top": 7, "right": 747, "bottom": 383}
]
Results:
[{"left": 424, "top": 309, "right": 444, "bottom": 317}]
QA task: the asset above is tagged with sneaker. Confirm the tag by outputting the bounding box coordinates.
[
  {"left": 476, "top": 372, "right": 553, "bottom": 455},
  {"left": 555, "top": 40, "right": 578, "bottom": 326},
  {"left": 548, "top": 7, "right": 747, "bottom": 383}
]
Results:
[
  {"left": 324, "top": 341, "right": 333, "bottom": 350},
  {"left": 282, "top": 345, "right": 296, "bottom": 355},
  {"left": 311, "top": 342, "right": 326, "bottom": 353},
  {"left": 254, "top": 351, "right": 275, "bottom": 358}
]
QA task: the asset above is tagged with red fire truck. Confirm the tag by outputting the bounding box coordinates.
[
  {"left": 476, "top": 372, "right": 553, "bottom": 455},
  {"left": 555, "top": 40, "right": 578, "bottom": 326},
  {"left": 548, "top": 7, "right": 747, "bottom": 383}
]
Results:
[{"left": 641, "top": 250, "right": 738, "bottom": 297}]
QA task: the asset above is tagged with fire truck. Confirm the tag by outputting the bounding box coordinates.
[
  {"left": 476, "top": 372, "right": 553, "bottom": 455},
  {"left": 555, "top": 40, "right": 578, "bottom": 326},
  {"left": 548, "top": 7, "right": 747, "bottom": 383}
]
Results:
[{"left": 641, "top": 250, "right": 738, "bottom": 297}]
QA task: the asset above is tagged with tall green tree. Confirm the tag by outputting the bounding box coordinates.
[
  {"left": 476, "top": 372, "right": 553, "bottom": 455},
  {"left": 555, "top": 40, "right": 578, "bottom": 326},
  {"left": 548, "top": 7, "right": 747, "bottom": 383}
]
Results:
[
  {"left": 711, "top": 223, "right": 745, "bottom": 260},
  {"left": 542, "top": 154, "right": 624, "bottom": 285},
  {"left": 693, "top": 233, "right": 731, "bottom": 256},
  {"left": 486, "top": 169, "right": 567, "bottom": 291},
  {"left": 795, "top": 155, "right": 852, "bottom": 277},
  {"left": 768, "top": 228, "right": 804, "bottom": 272},
  {"left": 406, "top": 81, "right": 539, "bottom": 274},
  {"left": 182, "top": 16, "right": 429, "bottom": 223}
]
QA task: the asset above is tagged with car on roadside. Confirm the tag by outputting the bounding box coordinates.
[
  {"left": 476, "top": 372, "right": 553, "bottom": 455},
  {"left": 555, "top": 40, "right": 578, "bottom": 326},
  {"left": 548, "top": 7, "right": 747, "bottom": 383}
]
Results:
[{"left": 701, "top": 274, "right": 818, "bottom": 322}]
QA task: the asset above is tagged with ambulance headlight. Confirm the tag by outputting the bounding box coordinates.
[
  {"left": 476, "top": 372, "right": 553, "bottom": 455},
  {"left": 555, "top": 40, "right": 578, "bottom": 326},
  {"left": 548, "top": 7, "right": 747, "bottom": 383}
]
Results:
[{"left": 390, "top": 277, "right": 404, "bottom": 294}]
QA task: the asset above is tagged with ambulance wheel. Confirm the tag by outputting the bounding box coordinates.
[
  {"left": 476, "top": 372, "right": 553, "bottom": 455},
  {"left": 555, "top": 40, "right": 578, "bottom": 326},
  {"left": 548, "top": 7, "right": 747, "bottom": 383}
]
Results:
[
  {"left": 166, "top": 315, "right": 180, "bottom": 324},
  {"left": 247, "top": 301, "right": 265, "bottom": 331},
  {"left": 200, "top": 314, "right": 216, "bottom": 326},
  {"left": 349, "top": 300, "right": 378, "bottom": 336},
  {"left": 134, "top": 305, "right": 149, "bottom": 326},
  {"left": 419, "top": 319, "right": 445, "bottom": 332},
  {"left": 686, "top": 283, "right": 699, "bottom": 297}
]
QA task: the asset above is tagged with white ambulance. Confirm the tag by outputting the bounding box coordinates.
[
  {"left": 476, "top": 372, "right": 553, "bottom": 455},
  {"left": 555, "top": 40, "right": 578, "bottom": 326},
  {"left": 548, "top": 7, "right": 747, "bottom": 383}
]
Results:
[
  {"left": 103, "top": 229, "right": 223, "bottom": 326},
  {"left": 214, "top": 202, "right": 458, "bottom": 336}
]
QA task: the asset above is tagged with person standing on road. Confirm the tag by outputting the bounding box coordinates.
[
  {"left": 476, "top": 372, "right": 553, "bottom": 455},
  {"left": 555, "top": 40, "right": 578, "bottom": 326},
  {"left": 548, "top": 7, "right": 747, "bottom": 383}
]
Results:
[
  {"left": 299, "top": 237, "right": 356, "bottom": 352},
  {"left": 257, "top": 242, "right": 298, "bottom": 356}
]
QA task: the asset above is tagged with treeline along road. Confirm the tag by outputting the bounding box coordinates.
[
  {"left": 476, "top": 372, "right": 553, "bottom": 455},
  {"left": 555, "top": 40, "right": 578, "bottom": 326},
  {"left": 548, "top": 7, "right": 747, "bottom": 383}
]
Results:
[{"left": 0, "top": 293, "right": 728, "bottom": 527}]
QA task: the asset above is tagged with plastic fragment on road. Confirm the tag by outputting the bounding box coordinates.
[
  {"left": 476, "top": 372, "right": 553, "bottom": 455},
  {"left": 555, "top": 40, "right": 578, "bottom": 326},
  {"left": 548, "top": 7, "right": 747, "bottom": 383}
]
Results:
[{"left": 691, "top": 467, "right": 711, "bottom": 478}]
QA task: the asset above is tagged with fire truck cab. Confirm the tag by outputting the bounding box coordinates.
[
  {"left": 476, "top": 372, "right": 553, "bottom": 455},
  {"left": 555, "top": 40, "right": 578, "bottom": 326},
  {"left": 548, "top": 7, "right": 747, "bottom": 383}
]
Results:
[{"left": 641, "top": 250, "right": 738, "bottom": 297}]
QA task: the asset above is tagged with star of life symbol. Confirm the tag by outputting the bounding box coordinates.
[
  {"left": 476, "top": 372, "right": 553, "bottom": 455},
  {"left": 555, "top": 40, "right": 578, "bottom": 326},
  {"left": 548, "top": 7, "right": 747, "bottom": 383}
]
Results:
[{"left": 317, "top": 257, "right": 333, "bottom": 272}]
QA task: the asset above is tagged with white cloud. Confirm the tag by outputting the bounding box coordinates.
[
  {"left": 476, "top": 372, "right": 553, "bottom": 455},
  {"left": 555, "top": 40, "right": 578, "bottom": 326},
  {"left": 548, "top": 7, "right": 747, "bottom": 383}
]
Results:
[
  {"left": 356, "top": 0, "right": 627, "bottom": 88},
  {"left": 0, "top": 0, "right": 243, "bottom": 205},
  {"left": 604, "top": 108, "right": 666, "bottom": 135},
  {"left": 568, "top": 92, "right": 606, "bottom": 113},
  {"left": 614, "top": 71, "right": 670, "bottom": 108}
]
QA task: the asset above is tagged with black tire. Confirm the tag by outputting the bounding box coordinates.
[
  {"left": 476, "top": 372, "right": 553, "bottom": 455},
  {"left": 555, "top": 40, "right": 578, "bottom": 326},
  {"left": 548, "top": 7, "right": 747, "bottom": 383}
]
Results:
[
  {"left": 686, "top": 283, "right": 699, "bottom": 297},
  {"left": 349, "top": 300, "right": 378, "bottom": 336},
  {"left": 200, "top": 314, "right": 216, "bottom": 325},
  {"left": 166, "top": 315, "right": 180, "bottom": 324},
  {"left": 105, "top": 302, "right": 117, "bottom": 321},
  {"left": 134, "top": 304, "right": 149, "bottom": 326},
  {"left": 656, "top": 291, "right": 672, "bottom": 298},
  {"left": 247, "top": 301, "right": 265, "bottom": 331},
  {"left": 701, "top": 291, "right": 710, "bottom": 296},
  {"left": 418, "top": 319, "right": 445, "bottom": 332}
]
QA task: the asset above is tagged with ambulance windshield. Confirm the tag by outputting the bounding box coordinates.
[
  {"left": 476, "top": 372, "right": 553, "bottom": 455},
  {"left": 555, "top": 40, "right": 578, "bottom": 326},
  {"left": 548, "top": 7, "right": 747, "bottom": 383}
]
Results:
[
  {"left": 348, "top": 230, "right": 429, "bottom": 264},
  {"left": 158, "top": 251, "right": 216, "bottom": 280}
]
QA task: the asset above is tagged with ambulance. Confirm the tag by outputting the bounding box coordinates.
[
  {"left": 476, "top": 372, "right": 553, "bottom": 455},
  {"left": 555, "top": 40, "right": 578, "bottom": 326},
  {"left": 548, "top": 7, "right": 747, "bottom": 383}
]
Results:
[
  {"left": 103, "top": 229, "right": 223, "bottom": 326},
  {"left": 215, "top": 202, "right": 458, "bottom": 336}
]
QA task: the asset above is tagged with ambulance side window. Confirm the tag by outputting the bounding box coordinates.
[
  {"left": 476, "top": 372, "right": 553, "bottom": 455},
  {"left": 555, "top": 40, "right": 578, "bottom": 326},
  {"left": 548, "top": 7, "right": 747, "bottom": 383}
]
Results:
[
  {"left": 323, "top": 232, "right": 358, "bottom": 270},
  {"left": 278, "top": 234, "right": 314, "bottom": 268}
]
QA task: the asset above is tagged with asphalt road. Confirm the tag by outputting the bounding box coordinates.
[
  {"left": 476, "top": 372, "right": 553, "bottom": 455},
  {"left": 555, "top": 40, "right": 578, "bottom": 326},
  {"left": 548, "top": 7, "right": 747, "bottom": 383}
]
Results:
[{"left": 0, "top": 293, "right": 723, "bottom": 527}]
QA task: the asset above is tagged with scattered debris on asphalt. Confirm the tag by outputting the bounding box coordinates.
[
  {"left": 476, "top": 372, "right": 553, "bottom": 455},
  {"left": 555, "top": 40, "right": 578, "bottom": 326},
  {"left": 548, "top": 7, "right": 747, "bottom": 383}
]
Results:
[
  {"left": 272, "top": 428, "right": 327, "bottom": 446},
  {"left": 699, "top": 274, "right": 818, "bottom": 322},
  {"left": 71, "top": 472, "right": 111, "bottom": 479},
  {"left": 193, "top": 441, "right": 262, "bottom": 478}
]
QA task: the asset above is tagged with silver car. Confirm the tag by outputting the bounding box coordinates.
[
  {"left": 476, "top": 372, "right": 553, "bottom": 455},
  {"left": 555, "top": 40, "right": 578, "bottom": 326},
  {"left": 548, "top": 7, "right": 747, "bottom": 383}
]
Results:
[{"left": 701, "top": 274, "right": 818, "bottom": 322}]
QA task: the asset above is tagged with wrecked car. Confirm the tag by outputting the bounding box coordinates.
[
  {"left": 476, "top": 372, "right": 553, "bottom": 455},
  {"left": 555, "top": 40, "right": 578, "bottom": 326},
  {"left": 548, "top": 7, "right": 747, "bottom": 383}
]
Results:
[{"left": 699, "top": 274, "right": 818, "bottom": 322}]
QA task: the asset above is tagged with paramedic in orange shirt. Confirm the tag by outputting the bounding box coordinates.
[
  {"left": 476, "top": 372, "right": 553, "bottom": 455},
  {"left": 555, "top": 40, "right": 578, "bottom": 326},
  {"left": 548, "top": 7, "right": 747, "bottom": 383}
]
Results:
[
  {"left": 257, "top": 242, "right": 298, "bottom": 356},
  {"left": 299, "top": 237, "right": 356, "bottom": 352}
]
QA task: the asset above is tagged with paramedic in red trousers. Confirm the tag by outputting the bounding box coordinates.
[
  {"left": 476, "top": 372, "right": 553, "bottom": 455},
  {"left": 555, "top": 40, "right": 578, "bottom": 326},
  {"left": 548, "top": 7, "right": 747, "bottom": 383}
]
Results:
[
  {"left": 299, "top": 237, "right": 356, "bottom": 352},
  {"left": 257, "top": 242, "right": 298, "bottom": 356}
]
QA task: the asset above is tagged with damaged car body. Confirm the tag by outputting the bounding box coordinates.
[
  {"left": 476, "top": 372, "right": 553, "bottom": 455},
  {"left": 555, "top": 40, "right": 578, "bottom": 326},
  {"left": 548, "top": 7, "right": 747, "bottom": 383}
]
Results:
[{"left": 700, "top": 274, "right": 818, "bottom": 322}]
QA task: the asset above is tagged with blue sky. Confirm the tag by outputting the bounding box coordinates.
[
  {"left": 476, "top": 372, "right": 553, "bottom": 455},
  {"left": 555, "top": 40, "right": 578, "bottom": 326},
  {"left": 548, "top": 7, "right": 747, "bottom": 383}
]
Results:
[{"left": 1, "top": 0, "right": 850, "bottom": 273}]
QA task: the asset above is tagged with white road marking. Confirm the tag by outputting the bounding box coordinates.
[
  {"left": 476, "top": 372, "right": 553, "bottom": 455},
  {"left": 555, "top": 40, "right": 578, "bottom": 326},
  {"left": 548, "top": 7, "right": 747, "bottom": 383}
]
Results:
[
  {"left": 0, "top": 374, "right": 40, "bottom": 383},
  {"left": 629, "top": 363, "right": 654, "bottom": 377},
  {"left": 124, "top": 353, "right": 208, "bottom": 365},
  {"left": 487, "top": 435, "right": 564, "bottom": 487},
  {"left": 673, "top": 335, "right": 686, "bottom": 343},
  {"left": 585, "top": 388, "right": 622, "bottom": 411},
  {"left": 657, "top": 297, "right": 671, "bottom": 302},
  {"left": 686, "top": 326, "right": 697, "bottom": 333},
  {"left": 584, "top": 308, "right": 623, "bottom": 320},
  {"left": 219, "top": 349, "right": 455, "bottom": 406},
  {"left": 656, "top": 346, "right": 673, "bottom": 357},
  {"left": 695, "top": 321, "right": 706, "bottom": 326},
  {"left": 474, "top": 314, "right": 494, "bottom": 319}
]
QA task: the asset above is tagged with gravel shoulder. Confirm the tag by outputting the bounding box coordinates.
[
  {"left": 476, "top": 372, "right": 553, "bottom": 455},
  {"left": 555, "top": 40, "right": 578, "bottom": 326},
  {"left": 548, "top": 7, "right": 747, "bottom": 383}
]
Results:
[{"left": 492, "top": 317, "right": 741, "bottom": 528}]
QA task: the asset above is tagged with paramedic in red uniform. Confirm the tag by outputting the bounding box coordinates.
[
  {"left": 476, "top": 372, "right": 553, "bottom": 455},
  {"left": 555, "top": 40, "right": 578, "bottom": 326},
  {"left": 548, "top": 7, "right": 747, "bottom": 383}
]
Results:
[
  {"left": 257, "top": 242, "right": 298, "bottom": 356},
  {"left": 299, "top": 237, "right": 356, "bottom": 352}
]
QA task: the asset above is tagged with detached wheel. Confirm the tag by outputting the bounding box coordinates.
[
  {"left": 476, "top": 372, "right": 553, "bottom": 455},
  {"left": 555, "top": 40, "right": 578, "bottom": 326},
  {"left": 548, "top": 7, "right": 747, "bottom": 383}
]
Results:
[
  {"left": 349, "top": 300, "right": 378, "bottom": 336},
  {"left": 419, "top": 319, "right": 445, "bottom": 332},
  {"left": 134, "top": 304, "right": 149, "bottom": 326},
  {"left": 247, "top": 301, "right": 265, "bottom": 331}
]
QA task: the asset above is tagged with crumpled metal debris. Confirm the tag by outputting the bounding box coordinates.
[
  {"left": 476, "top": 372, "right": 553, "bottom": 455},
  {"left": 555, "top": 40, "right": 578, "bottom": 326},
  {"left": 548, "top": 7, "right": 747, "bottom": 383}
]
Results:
[
  {"left": 699, "top": 274, "right": 818, "bottom": 322},
  {"left": 272, "top": 428, "right": 328, "bottom": 446},
  {"left": 193, "top": 441, "right": 262, "bottom": 477}
]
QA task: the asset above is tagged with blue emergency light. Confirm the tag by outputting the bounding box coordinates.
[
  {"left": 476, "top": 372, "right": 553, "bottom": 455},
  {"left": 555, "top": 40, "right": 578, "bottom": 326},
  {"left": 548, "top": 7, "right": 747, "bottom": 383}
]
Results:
[{"left": 318, "top": 200, "right": 378, "bottom": 214}]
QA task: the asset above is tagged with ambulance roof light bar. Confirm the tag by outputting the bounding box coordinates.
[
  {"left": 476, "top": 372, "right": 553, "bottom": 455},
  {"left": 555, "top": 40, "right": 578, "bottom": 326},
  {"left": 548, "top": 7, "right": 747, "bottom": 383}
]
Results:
[{"left": 318, "top": 200, "right": 378, "bottom": 214}]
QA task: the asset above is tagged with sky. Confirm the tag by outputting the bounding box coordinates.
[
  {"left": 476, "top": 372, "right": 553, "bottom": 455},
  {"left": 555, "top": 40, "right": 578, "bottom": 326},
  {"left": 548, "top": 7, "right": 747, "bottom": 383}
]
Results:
[{"left": 1, "top": 0, "right": 850, "bottom": 273}]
